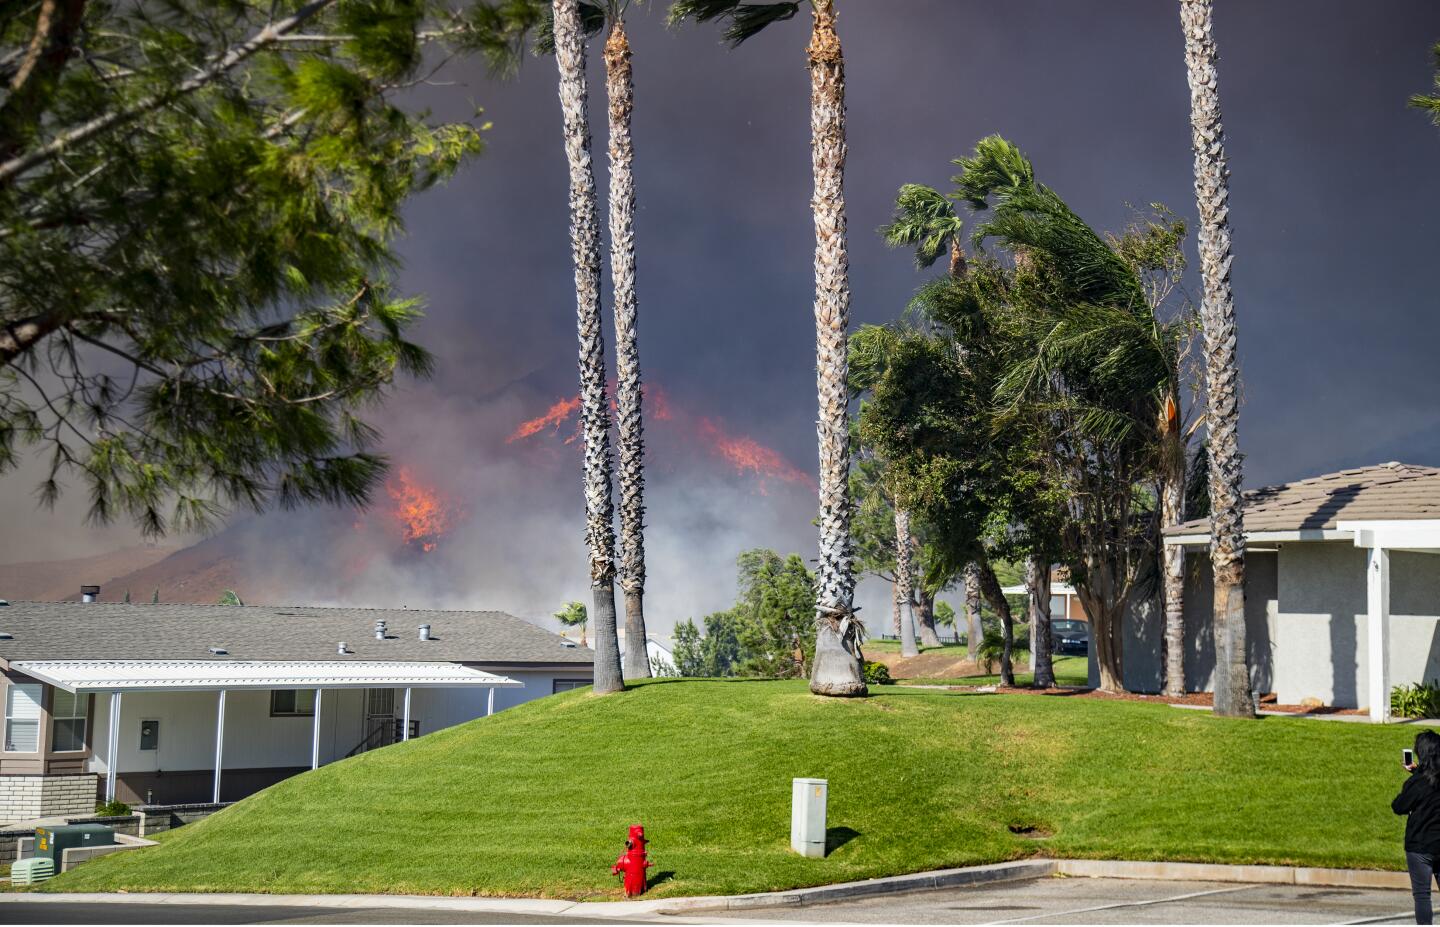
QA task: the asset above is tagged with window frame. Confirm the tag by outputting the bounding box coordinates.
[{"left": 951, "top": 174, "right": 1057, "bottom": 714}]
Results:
[
  {"left": 4, "top": 682, "right": 43, "bottom": 754},
  {"left": 48, "top": 687, "right": 89, "bottom": 754},
  {"left": 269, "top": 689, "right": 317, "bottom": 717},
  {"left": 552, "top": 679, "right": 591, "bottom": 694}
]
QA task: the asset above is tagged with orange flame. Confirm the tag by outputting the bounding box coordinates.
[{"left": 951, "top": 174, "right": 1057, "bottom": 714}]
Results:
[
  {"left": 507, "top": 386, "right": 814, "bottom": 494},
  {"left": 506, "top": 396, "right": 582, "bottom": 443},
  {"left": 385, "top": 467, "right": 457, "bottom": 553},
  {"left": 694, "top": 417, "right": 816, "bottom": 493}
]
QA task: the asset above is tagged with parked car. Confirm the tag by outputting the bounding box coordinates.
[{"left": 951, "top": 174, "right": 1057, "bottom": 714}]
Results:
[{"left": 1051, "top": 619, "right": 1089, "bottom": 656}]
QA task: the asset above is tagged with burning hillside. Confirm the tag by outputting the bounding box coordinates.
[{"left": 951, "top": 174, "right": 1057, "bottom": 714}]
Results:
[{"left": 506, "top": 385, "right": 814, "bottom": 493}]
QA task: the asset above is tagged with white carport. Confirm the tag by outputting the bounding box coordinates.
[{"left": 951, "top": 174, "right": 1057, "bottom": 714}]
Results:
[{"left": 12, "top": 660, "right": 521, "bottom": 802}]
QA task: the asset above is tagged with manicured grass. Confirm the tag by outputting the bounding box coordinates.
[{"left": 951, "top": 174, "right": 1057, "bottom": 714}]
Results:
[
  {"left": 50, "top": 679, "right": 1415, "bottom": 899},
  {"left": 898, "top": 654, "right": 1090, "bottom": 687}
]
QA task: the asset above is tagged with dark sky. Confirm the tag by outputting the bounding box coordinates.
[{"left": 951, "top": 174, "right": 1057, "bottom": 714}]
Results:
[{"left": 7, "top": 1, "right": 1440, "bottom": 630}]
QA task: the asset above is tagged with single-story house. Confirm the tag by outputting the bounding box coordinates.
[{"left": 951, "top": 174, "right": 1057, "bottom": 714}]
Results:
[
  {"left": 1116, "top": 461, "right": 1440, "bottom": 722},
  {"left": 0, "top": 598, "right": 594, "bottom": 822}
]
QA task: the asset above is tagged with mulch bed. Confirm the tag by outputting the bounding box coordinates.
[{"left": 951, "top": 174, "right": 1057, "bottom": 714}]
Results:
[{"left": 943, "top": 684, "right": 1368, "bottom": 716}]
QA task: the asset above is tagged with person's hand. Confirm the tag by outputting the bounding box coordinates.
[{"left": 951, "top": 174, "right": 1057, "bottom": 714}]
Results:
[{"left": 1406, "top": 761, "right": 1419, "bottom": 772}]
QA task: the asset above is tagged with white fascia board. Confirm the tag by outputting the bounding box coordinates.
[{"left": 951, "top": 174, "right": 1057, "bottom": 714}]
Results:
[
  {"left": 1163, "top": 528, "right": 1352, "bottom": 547},
  {"left": 12, "top": 660, "right": 525, "bottom": 693},
  {"left": 1338, "top": 520, "right": 1440, "bottom": 551}
]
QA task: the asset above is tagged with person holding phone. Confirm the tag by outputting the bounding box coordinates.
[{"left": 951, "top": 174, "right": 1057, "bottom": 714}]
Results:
[{"left": 1394, "top": 731, "right": 1440, "bottom": 923}]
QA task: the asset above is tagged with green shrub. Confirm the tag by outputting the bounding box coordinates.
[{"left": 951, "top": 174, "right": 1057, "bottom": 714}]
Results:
[
  {"left": 1392, "top": 682, "right": 1440, "bottom": 719},
  {"left": 862, "top": 661, "right": 893, "bottom": 686},
  {"left": 95, "top": 799, "right": 131, "bottom": 817}
]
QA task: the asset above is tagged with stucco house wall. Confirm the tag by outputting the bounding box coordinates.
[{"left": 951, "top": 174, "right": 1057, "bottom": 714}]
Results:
[
  {"left": 1117, "top": 540, "right": 1440, "bottom": 708},
  {"left": 1270, "top": 541, "right": 1440, "bottom": 708},
  {"left": 1108, "top": 550, "right": 1278, "bottom": 695}
]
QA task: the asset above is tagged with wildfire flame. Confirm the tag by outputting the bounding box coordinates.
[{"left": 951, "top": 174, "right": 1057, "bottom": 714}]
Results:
[
  {"left": 507, "top": 396, "right": 582, "bottom": 443},
  {"left": 506, "top": 386, "right": 813, "bottom": 493},
  {"left": 694, "top": 417, "right": 816, "bottom": 493},
  {"left": 385, "top": 467, "right": 457, "bottom": 553}
]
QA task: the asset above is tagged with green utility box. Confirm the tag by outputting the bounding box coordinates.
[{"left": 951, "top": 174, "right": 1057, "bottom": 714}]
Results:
[{"left": 35, "top": 823, "right": 114, "bottom": 862}]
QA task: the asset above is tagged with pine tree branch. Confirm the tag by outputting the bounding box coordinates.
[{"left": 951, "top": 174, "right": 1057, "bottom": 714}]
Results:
[{"left": 0, "top": 0, "right": 336, "bottom": 188}]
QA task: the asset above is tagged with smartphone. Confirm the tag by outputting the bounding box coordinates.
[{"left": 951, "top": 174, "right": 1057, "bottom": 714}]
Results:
[{"left": 1405, "top": 748, "right": 1415, "bottom": 767}]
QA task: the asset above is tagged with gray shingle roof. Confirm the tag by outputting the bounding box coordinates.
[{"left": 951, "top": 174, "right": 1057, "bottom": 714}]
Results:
[
  {"left": 1167, "top": 461, "right": 1440, "bottom": 535},
  {"left": 0, "top": 603, "right": 594, "bottom": 666}
]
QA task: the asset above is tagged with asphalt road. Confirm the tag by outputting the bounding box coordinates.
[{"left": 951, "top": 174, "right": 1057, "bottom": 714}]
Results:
[
  {"left": 0, "top": 902, "right": 651, "bottom": 925},
  {"left": 697, "top": 876, "right": 1420, "bottom": 924}
]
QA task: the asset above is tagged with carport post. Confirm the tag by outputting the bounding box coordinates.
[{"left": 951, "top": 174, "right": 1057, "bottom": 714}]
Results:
[
  {"left": 487, "top": 687, "right": 495, "bottom": 717},
  {"left": 1367, "top": 547, "right": 1392, "bottom": 723},
  {"left": 212, "top": 689, "right": 226, "bottom": 804},
  {"left": 311, "top": 688, "right": 323, "bottom": 769},
  {"left": 401, "top": 687, "right": 411, "bottom": 741},
  {"left": 105, "top": 691, "right": 121, "bottom": 803}
]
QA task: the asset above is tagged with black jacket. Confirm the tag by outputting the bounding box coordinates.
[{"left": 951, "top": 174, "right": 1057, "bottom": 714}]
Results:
[{"left": 1393, "top": 771, "right": 1440, "bottom": 853}]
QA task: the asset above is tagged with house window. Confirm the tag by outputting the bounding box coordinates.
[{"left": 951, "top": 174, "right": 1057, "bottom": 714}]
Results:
[
  {"left": 50, "top": 688, "right": 88, "bottom": 753},
  {"left": 553, "top": 679, "right": 590, "bottom": 694},
  {"left": 270, "top": 689, "right": 316, "bottom": 717},
  {"left": 4, "top": 683, "right": 42, "bottom": 752}
]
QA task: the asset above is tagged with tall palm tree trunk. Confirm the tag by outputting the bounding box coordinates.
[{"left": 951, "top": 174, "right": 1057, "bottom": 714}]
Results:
[
  {"left": 605, "top": 18, "right": 650, "bottom": 681},
  {"left": 895, "top": 508, "right": 919, "bottom": 658},
  {"left": 1161, "top": 396, "right": 1187, "bottom": 697},
  {"left": 1026, "top": 555, "right": 1055, "bottom": 688},
  {"left": 964, "top": 562, "right": 982, "bottom": 660},
  {"left": 915, "top": 584, "right": 942, "bottom": 648},
  {"left": 976, "top": 560, "right": 1014, "bottom": 686},
  {"left": 806, "top": 0, "right": 864, "bottom": 697},
  {"left": 553, "top": 0, "right": 622, "bottom": 695},
  {"left": 1180, "top": 0, "right": 1251, "bottom": 717}
]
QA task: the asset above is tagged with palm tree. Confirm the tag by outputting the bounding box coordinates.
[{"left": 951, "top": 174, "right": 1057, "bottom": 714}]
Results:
[
  {"left": 880, "top": 182, "right": 969, "bottom": 654},
  {"left": 1179, "top": 0, "right": 1251, "bottom": 717},
  {"left": 962, "top": 563, "right": 982, "bottom": 660},
  {"left": 555, "top": 600, "right": 589, "bottom": 646},
  {"left": 552, "top": 0, "right": 623, "bottom": 694},
  {"left": 670, "top": 0, "right": 864, "bottom": 696},
  {"left": 894, "top": 507, "right": 919, "bottom": 657},
  {"left": 602, "top": 4, "right": 651, "bottom": 680}
]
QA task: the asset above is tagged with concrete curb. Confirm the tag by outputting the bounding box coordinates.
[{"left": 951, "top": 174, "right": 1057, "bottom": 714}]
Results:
[
  {"left": 652, "top": 860, "right": 1054, "bottom": 914},
  {"left": 0, "top": 858, "right": 1409, "bottom": 917}
]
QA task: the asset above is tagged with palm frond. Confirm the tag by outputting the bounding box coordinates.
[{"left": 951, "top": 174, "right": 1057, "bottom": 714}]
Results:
[
  {"left": 879, "top": 183, "right": 964, "bottom": 269},
  {"left": 668, "top": 0, "right": 797, "bottom": 46},
  {"left": 951, "top": 135, "right": 1035, "bottom": 208}
]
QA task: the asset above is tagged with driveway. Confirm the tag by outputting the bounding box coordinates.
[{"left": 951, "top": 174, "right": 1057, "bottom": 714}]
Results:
[{"left": 688, "top": 875, "right": 1417, "bottom": 924}]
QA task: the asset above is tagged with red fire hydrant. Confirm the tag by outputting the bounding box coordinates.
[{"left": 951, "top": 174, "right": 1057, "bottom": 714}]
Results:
[{"left": 611, "top": 824, "right": 651, "bottom": 897}]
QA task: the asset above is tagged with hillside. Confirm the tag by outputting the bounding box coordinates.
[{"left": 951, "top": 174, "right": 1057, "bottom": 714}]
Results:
[
  {"left": 0, "top": 546, "right": 175, "bottom": 602},
  {"left": 51, "top": 679, "right": 1413, "bottom": 899}
]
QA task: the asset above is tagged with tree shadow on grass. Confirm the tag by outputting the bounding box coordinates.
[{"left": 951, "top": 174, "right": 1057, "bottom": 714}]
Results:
[{"left": 826, "top": 826, "right": 861, "bottom": 855}]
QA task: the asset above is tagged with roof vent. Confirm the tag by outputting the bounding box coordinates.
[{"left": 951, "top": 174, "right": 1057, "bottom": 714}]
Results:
[
  {"left": 374, "top": 619, "right": 387, "bottom": 640},
  {"left": 560, "top": 639, "right": 577, "bottom": 649},
  {"left": 338, "top": 641, "right": 349, "bottom": 655},
  {"left": 208, "top": 646, "right": 228, "bottom": 655},
  {"left": 0, "top": 631, "right": 12, "bottom": 640},
  {"left": 80, "top": 585, "right": 100, "bottom": 603},
  {"left": 0, "top": 600, "right": 9, "bottom": 607},
  {"left": 418, "top": 624, "right": 431, "bottom": 641}
]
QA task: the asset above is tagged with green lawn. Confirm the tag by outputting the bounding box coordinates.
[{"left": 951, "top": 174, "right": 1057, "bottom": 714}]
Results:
[
  {"left": 897, "top": 654, "right": 1090, "bottom": 687},
  {"left": 50, "top": 679, "right": 1414, "bottom": 899}
]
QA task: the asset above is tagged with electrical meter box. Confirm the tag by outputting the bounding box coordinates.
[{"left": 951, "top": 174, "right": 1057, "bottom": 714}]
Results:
[
  {"left": 35, "top": 823, "right": 114, "bottom": 862},
  {"left": 790, "top": 777, "right": 827, "bottom": 858}
]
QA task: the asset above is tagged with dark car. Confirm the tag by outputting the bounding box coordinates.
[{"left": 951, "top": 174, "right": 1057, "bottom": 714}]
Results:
[{"left": 1051, "top": 619, "right": 1089, "bottom": 656}]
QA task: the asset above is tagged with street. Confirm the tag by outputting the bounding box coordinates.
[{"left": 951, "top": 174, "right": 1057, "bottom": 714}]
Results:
[{"left": 694, "top": 876, "right": 1419, "bottom": 924}]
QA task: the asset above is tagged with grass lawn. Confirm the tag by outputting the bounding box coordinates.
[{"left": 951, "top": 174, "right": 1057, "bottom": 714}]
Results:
[
  {"left": 49, "top": 679, "right": 1416, "bottom": 899},
  {"left": 897, "top": 654, "right": 1090, "bottom": 688}
]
